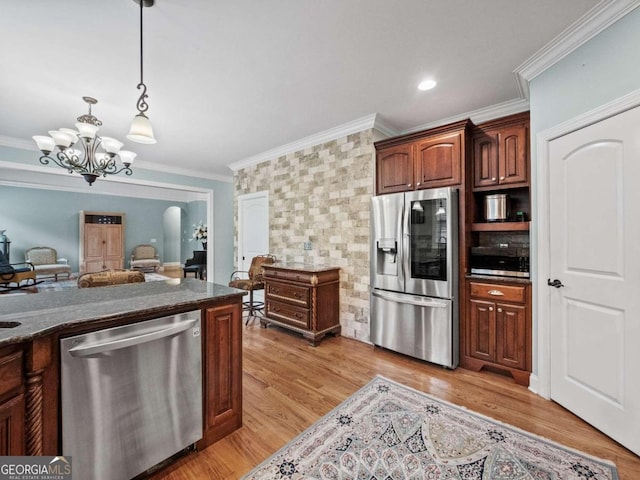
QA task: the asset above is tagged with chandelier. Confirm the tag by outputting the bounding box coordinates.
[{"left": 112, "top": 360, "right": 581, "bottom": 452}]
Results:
[{"left": 32, "top": 96, "right": 137, "bottom": 186}]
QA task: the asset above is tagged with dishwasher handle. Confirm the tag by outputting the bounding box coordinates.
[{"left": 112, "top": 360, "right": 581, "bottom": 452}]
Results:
[
  {"left": 372, "top": 289, "right": 448, "bottom": 308},
  {"left": 68, "top": 318, "right": 198, "bottom": 357}
]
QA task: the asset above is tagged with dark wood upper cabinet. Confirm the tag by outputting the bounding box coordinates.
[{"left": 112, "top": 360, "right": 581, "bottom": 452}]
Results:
[
  {"left": 374, "top": 119, "right": 470, "bottom": 195},
  {"left": 415, "top": 131, "right": 462, "bottom": 189},
  {"left": 376, "top": 144, "right": 414, "bottom": 194},
  {"left": 472, "top": 112, "right": 529, "bottom": 190}
]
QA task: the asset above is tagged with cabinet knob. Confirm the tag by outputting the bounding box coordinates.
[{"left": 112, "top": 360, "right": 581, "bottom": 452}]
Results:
[
  {"left": 497, "top": 308, "right": 503, "bottom": 313},
  {"left": 489, "top": 306, "right": 494, "bottom": 312},
  {"left": 407, "top": 183, "right": 412, "bottom": 187},
  {"left": 416, "top": 182, "right": 421, "bottom": 186},
  {"left": 491, "top": 177, "right": 496, "bottom": 181},
  {"left": 500, "top": 176, "right": 505, "bottom": 180}
]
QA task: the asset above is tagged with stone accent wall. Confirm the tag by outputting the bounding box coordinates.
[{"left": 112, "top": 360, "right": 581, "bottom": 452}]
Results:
[{"left": 234, "top": 129, "right": 374, "bottom": 342}]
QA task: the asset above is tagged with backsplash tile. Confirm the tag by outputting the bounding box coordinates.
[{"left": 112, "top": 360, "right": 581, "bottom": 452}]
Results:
[{"left": 234, "top": 130, "right": 375, "bottom": 343}]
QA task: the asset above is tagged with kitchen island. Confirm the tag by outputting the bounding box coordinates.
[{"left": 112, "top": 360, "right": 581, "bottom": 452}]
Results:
[{"left": 0, "top": 278, "right": 245, "bottom": 476}]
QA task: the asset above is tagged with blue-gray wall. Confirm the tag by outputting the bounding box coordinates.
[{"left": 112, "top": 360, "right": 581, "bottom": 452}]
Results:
[
  {"left": 528, "top": 7, "right": 640, "bottom": 374},
  {"left": 530, "top": 7, "right": 640, "bottom": 148},
  {"left": 0, "top": 144, "right": 235, "bottom": 282},
  {"left": 0, "top": 184, "right": 190, "bottom": 273}
]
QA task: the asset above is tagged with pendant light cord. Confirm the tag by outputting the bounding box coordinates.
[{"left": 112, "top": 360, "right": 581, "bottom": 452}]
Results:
[
  {"left": 135, "top": 0, "right": 149, "bottom": 114},
  {"left": 139, "top": 0, "right": 144, "bottom": 85}
]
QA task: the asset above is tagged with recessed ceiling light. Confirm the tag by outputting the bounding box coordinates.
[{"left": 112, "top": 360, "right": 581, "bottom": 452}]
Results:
[{"left": 418, "top": 80, "right": 437, "bottom": 91}]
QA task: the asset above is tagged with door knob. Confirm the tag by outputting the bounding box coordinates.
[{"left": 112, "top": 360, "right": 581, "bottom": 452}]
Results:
[{"left": 547, "top": 278, "right": 564, "bottom": 288}]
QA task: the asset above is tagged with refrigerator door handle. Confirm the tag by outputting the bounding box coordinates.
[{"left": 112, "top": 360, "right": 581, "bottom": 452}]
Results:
[
  {"left": 372, "top": 289, "right": 448, "bottom": 308},
  {"left": 402, "top": 200, "right": 410, "bottom": 283}
]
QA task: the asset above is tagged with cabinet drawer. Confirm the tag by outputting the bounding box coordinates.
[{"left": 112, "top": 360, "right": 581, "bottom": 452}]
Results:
[
  {"left": 0, "top": 350, "right": 23, "bottom": 398},
  {"left": 266, "top": 300, "right": 309, "bottom": 329},
  {"left": 469, "top": 282, "right": 525, "bottom": 303},
  {"left": 266, "top": 282, "right": 310, "bottom": 308}
]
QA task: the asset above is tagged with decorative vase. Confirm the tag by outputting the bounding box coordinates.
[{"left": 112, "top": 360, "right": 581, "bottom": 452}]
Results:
[{"left": 202, "top": 240, "right": 207, "bottom": 250}]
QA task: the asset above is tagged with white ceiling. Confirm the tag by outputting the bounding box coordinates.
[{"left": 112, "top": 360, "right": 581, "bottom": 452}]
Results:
[{"left": 0, "top": 0, "right": 610, "bottom": 182}]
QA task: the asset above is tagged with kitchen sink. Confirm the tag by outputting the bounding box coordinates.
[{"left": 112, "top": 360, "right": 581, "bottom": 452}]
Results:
[{"left": 0, "top": 321, "right": 21, "bottom": 328}]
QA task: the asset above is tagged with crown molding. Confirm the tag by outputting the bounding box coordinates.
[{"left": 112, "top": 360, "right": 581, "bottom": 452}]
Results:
[
  {"left": 372, "top": 116, "right": 401, "bottom": 139},
  {"left": 0, "top": 135, "right": 38, "bottom": 151},
  {"left": 514, "top": 0, "right": 640, "bottom": 98},
  {"left": 134, "top": 159, "right": 233, "bottom": 183},
  {"left": 227, "top": 113, "right": 382, "bottom": 172},
  {"left": 0, "top": 159, "right": 211, "bottom": 202},
  {"left": 401, "top": 98, "right": 530, "bottom": 136}
]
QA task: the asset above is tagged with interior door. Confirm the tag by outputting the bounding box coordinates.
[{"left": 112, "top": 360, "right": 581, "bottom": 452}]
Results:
[
  {"left": 548, "top": 105, "right": 640, "bottom": 455},
  {"left": 237, "top": 192, "right": 269, "bottom": 301}
]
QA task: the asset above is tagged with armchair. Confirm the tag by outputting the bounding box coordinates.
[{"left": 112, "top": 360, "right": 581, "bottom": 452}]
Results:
[
  {"left": 24, "top": 246, "right": 72, "bottom": 281},
  {"left": 130, "top": 244, "right": 161, "bottom": 272},
  {"left": 0, "top": 251, "right": 39, "bottom": 291}
]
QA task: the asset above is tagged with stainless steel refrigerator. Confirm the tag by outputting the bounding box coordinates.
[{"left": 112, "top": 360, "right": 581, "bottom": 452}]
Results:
[{"left": 370, "top": 187, "right": 458, "bottom": 368}]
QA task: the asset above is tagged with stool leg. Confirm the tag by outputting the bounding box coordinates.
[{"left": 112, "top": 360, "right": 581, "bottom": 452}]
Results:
[{"left": 245, "top": 290, "right": 255, "bottom": 326}]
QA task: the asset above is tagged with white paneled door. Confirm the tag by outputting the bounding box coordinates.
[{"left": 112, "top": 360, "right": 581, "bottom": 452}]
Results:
[
  {"left": 548, "top": 106, "right": 640, "bottom": 455},
  {"left": 237, "top": 192, "right": 269, "bottom": 301}
]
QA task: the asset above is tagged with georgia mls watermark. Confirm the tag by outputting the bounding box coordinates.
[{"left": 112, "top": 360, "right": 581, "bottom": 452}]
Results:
[{"left": 0, "top": 456, "right": 72, "bottom": 480}]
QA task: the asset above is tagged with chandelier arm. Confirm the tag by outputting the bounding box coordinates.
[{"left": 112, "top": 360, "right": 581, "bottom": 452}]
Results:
[
  {"left": 59, "top": 150, "right": 86, "bottom": 174},
  {"left": 105, "top": 165, "right": 134, "bottom": 177},
  {"left": 39, "top": 154, "right": 74, "bottom": 174}
]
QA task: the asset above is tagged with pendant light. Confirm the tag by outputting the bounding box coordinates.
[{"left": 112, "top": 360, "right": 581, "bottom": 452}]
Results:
[{"left": 127, "top": 0, "right": 157, "bottom": 144}]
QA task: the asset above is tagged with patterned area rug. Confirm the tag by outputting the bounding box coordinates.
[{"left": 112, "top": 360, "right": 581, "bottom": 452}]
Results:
[{"left": 242, "top": 376, "right": 618, "bottom": 480}]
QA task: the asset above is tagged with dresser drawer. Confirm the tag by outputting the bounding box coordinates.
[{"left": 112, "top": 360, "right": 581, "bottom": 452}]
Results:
[
  {"left": 469, "top": 282, "right": 526, "bottom": 304},
  {"left": 263, "top": 269, "right": 315, "bottom": 284},
  {"left": 266, "top": 300, "right": 309, "bottom": 329},
  {"left": 266, "top": 282, "right": 310, "bottom": 308},
  {"left": 0, "top": 350, "right": 23, "bottom": 398}
]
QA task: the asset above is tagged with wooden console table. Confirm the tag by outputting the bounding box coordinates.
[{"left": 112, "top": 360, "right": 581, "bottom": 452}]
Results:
[{"left": 261, "top": 263, "right": 340, "bottom": 346}]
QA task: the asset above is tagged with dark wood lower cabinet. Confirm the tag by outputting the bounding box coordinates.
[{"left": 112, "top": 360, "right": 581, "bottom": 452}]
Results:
[
  {"left": 199, "top": 303, "right": 243, "bottom": 448},
  {"left": 464, "top": 280, "right": 531, "bottom": 386},
  {"left": 0, "top": 346, "right": 25, "bottom": 455},
  {"left": 0, "top": 294, "right": 244, "bottom": 467},
  {"left": 0, "top": 393, "right": 25, "bottom": 455}
]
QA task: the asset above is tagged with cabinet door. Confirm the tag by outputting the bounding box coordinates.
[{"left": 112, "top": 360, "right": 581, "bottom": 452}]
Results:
[
  {"left": 473, "top": 132, "right": 499, "bottom": 188},
  {"left": 468, "top": 299, "right": 495, "bottom": 362},
  {"left": 0, "top": 393, "right": 25, "bottom": 455},
  {"left": 498, "top": 124, "right": 528, "bottom": 186},
  {"left": 202, "top": 303, "right": 242, "bottom": 446},
  {"left": 415, "top": 132, "right": 462, "bottom": 188},
  {"left": 84, "top": 224, "right": 105, "bottom": 260},
  {"left": 104, "top": 225, "right": 124, "bottom": 269},
  {"left": 376, "top": 144, "right": 414, "bottom": 194},
  {"left": 495, "top": 303, "right": 527, "bottom": 370}
]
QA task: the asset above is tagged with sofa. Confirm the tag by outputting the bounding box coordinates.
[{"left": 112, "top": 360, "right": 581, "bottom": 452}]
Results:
[{"left": 24, "top": 247, "right": 72, "bottom": 281}]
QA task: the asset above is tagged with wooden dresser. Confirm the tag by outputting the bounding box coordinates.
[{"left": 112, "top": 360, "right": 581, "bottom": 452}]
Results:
[{"left": 262, "top": 263, "right": 340, "bottom": 346}]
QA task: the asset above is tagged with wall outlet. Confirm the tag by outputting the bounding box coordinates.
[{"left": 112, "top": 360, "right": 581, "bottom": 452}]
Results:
[
  {"left": 303, "top": 241, "right": 312, "bottom": 250},
  {"left": 150, "top": 238, "right": 157, "bottom": 243}
]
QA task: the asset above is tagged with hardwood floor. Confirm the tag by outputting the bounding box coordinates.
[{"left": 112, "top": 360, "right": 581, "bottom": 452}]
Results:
[{"left": 153, "top": 319, "right": 640, "bottom": 480}]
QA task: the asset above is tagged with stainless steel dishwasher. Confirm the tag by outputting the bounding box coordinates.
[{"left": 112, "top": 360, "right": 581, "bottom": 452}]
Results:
[{"left": 60, "top": 311, "right": 202, "bottom": 480}]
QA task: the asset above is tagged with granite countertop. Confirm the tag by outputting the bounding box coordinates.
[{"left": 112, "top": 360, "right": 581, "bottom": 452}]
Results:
[
  {"left": 0, "top": 278, "right": 246, "bottom": 347},
  {"left": 268, "top": 261, "right": 340, "bottom": 272}
]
